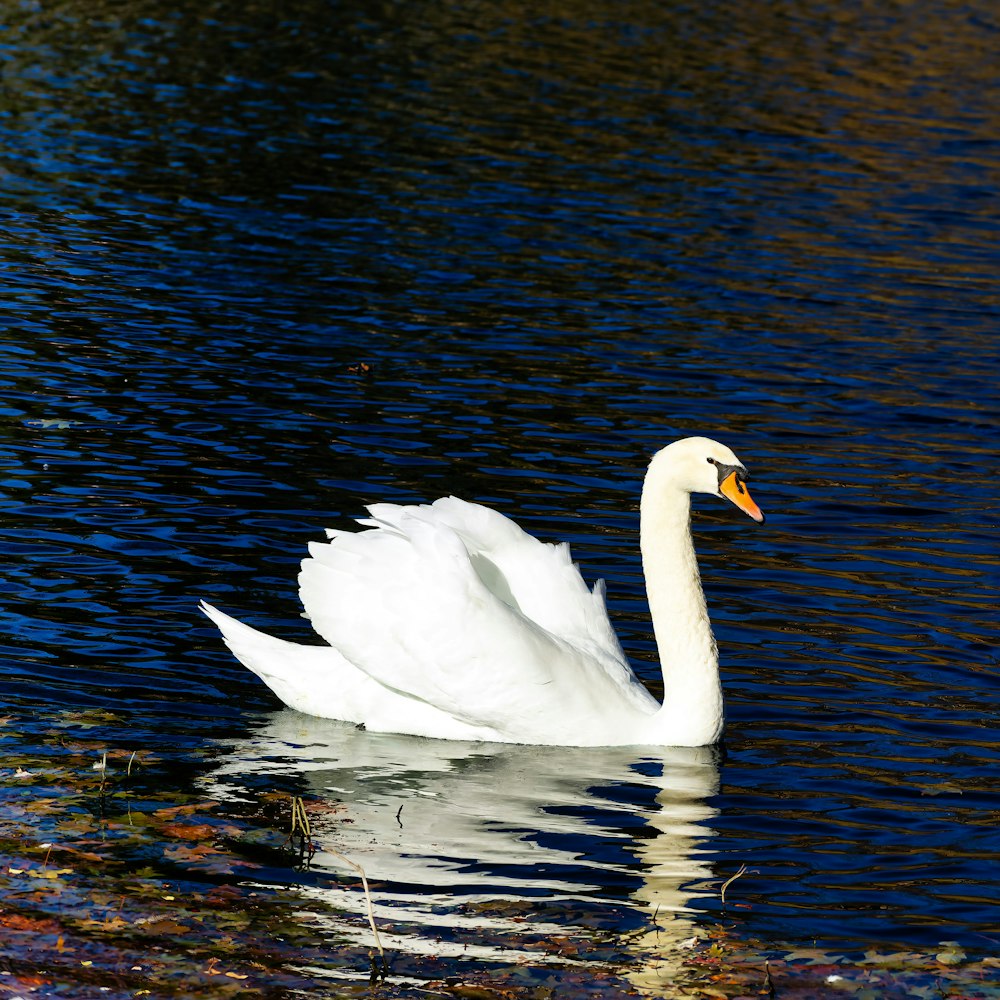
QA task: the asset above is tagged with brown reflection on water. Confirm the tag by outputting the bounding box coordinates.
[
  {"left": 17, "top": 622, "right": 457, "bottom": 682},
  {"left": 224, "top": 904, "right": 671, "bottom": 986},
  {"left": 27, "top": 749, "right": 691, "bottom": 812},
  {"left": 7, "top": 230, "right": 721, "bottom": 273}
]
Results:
[{"left": 6, "top": 0, "right": 999, "bottom": 181}]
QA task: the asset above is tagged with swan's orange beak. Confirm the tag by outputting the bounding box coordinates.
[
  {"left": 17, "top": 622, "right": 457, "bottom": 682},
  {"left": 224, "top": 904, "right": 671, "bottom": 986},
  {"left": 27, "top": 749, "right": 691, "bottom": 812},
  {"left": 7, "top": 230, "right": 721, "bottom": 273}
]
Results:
[{"left": 720, "top": 471, "right": 765, "bottom": 524}]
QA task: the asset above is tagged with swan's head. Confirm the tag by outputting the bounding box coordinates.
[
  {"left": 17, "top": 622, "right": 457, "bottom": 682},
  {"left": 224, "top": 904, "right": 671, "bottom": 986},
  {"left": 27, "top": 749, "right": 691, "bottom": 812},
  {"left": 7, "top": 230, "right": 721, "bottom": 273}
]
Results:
[{"left": 656, "top": 436, "right": 765, "bottom": 523}]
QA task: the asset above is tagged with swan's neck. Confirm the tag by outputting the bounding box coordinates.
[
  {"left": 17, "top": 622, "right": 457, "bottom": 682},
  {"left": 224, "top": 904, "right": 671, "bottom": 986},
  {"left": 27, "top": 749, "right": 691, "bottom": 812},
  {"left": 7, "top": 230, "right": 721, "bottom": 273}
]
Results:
[{"left": 640, "top": 467, "right": 723, "bottom": 746}]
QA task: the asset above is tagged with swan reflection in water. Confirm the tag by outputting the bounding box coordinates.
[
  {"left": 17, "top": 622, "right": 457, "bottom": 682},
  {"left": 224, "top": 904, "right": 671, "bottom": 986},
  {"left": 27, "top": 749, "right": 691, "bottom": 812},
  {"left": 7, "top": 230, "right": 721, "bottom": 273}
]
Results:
[{"left": 208, "top": 710, "right": 721, "bottom": 991}]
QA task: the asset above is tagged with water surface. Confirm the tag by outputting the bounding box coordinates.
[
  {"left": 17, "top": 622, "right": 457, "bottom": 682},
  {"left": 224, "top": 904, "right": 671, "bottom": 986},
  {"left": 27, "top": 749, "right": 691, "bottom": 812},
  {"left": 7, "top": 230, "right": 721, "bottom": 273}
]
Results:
[{"left": 0, "top": 0, "right": 998, "bottom": 993}]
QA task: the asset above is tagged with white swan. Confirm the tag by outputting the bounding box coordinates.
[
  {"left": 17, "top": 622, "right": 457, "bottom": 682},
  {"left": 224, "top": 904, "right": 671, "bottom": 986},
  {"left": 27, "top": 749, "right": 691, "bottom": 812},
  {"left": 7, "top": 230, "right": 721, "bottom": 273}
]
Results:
[{"left": 200, "top": 436, "right": 763, "bottom": 747}]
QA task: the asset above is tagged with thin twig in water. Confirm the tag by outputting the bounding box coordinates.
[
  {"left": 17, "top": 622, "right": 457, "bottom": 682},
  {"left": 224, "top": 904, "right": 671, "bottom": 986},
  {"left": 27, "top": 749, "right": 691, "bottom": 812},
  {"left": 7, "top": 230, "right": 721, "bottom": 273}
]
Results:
[
  {"left": 328, "top": 845, "right": 387, "bottom": 981},
  {"left": 720, "top": 863, "right": 749, "bottom": 909},
  {"left": 288, "top": 796, "right": 386, "bottom": 979},
  {"left": 290, "top": 796, "right": 311, "bottom": 840},
  {"left": 763, "top": 960, "right": 775, "bottom": 999},
  {"left": 95, "top": 752, "right": 109, "bottom": 803},
  {"left": 288, "top": 796, "right": 316, "bottom": 866}
]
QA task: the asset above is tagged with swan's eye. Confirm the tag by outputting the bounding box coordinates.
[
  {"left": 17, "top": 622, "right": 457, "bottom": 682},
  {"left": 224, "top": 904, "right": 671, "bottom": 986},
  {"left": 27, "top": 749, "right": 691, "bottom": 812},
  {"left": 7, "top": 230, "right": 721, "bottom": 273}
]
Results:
[{"left": 707, "top": 457, "right": 748, "bottom": 491}]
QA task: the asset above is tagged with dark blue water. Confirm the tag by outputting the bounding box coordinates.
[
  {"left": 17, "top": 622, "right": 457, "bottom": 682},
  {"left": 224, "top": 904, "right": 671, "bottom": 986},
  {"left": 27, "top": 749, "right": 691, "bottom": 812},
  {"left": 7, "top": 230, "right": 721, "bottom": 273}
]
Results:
[{"left": 1, "top": 0, "right": 999, "bottom": 989}]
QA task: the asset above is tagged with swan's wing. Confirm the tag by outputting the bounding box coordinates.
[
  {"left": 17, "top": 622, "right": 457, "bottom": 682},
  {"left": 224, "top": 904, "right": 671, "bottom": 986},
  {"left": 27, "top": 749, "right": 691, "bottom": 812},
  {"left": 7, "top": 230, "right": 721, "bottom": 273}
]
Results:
[
  {"left": 297, "top": 500, "right": 655, "bottom": 743},
  {"left": 364, "top": 497, "right": 630, "bottom": 670}
]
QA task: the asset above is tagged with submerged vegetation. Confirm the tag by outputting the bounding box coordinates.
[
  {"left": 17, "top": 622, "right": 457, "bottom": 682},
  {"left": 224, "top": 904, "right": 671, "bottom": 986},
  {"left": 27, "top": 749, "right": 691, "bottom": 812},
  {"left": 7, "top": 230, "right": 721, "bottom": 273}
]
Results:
[{"left": 0, "top": 709, "right": 997, "bottom": 999}]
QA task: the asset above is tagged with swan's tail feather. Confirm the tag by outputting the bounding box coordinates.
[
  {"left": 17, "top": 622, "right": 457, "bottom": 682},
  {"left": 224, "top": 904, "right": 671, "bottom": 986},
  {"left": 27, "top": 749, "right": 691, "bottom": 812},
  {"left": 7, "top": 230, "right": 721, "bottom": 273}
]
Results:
[
  {"left": 200, "top": 600, "right": 265, "bottom": 647},
  {"left": 198, "top": 601, "right": 361, "bottom": 721}
]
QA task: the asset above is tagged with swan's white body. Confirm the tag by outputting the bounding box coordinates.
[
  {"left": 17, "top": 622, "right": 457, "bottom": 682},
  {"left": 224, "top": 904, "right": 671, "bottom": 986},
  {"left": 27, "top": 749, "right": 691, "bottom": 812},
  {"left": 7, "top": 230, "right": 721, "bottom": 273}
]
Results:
[{"left": 200, "top": 437, "right": 763, "bottom": 747}]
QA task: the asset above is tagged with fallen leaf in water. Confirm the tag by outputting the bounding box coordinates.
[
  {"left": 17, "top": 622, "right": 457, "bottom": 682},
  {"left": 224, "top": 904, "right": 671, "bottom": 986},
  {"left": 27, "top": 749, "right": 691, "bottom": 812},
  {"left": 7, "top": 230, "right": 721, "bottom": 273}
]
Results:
[
  {"left": 0, "top": 912, "right": 62, "bottom": 934},
  {"left": 77, "top": 915, "right": 130, "bottom": 932},
  {"left": 47, "top": 843, "right": 104, "bottom": 863},
  {"left": 784, "top": 948, "right": 846, "bottom": 966},
  {"left": 26, "top": 418, "right": 79, "bottom": 429},
  {"left": 163, "top": 842, "right": 247, "bottom": 875},
  {"left": 935, "top": 942, "right": 966, "bottom": 965},
  {"left": 26, "top": 867, "right": 73, "bottom": 879},
  {"left": 917, "top": 783, "right": 963, "bottom": 796},
  {"left": 135, "top": 917, "right": 193, "bottom": 936},
  {"left": 152, "top": 801, "right": 223, "bottom": 820},
  {"left": 55, "top": 709, "right": 120, "bottom": 729},
  {"left": 158, "top": 821, "right": 226, "bottom": 841}
]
